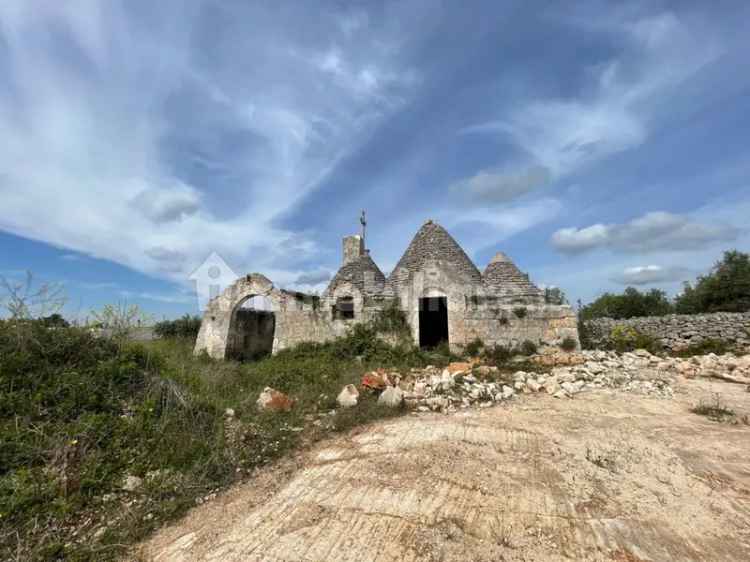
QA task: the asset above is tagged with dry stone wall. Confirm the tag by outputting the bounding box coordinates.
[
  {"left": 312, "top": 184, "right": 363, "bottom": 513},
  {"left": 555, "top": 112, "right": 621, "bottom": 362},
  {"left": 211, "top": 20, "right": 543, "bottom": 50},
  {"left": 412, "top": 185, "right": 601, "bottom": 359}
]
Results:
[
  {"left": 462, "top": 304, "right": 579, "bottom": 350},
  {"left": 585, "top": 312, "right": 750, "bottom": 351}
]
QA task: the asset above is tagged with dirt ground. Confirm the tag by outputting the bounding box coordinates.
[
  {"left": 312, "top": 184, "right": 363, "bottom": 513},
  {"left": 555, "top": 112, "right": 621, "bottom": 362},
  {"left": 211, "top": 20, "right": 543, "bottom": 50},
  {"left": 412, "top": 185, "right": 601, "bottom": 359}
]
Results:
[{"left": 138, "top": 376, "right": 750, "bottom": 562}]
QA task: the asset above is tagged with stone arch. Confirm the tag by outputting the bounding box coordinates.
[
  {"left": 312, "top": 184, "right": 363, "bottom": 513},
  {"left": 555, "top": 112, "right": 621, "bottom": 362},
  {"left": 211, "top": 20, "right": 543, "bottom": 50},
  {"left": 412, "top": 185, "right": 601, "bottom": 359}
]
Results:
[{"left": 194, "top": 274, "right": 285, "bottom": 360}]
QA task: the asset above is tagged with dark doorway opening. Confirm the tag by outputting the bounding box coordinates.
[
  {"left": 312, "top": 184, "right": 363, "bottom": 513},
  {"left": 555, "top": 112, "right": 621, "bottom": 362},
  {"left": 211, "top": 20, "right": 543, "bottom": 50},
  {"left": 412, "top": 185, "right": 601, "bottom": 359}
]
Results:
[
  {"left": 227, "top": 296, "right": 275, "bottom": 361},
  {"left": 419, "top": 297, "right": 449, "bottom": 348}
]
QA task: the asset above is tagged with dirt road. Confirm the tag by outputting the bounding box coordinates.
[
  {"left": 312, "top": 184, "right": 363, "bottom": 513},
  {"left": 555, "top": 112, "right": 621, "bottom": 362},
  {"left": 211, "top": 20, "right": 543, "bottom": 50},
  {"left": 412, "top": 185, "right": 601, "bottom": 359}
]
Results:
[{"left": 139, "top": 377, "right": 750, "bottom": 561}]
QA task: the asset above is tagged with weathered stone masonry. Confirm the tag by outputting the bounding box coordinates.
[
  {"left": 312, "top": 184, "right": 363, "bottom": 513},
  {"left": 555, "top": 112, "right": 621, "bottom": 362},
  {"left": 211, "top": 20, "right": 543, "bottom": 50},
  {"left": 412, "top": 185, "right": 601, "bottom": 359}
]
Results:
[
  {"left": 194, "top": 220, "right": 579, "bottom": 359},
  {"left": 585, "top": 312, "right": 750, "bottom": 351}
]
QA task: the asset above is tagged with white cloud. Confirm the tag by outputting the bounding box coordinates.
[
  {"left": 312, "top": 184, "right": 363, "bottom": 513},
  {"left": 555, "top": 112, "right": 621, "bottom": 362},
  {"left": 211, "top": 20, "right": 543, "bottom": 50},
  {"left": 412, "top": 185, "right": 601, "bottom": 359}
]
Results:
[
  {"left": 552, "top": 224, "right": 611, "bottom": 253},
  {"left": 552, "top": 211, "right": 740, "bottom": 254},
  {"left": 449, "top": 166, "right": 551, "bottom": 204},
  {"left": 0, "top": 3, "right": 417, "bottom": 288},
  {"left": 294, "top": 269, "right": 332, "bottom": 286},
  {"left": 130, "top": 183, "right": 201, "bottom": 223},
  {"left": 610, "top": 264, "right": 692, "bottom": 285}
]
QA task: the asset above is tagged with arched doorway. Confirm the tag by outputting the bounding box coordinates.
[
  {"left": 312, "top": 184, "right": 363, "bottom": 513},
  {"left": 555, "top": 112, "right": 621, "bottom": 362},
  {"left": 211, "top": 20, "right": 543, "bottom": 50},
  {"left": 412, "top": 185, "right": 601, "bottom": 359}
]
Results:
[{"left": 226, "top": 294, "right": 275, "bottom": 361}]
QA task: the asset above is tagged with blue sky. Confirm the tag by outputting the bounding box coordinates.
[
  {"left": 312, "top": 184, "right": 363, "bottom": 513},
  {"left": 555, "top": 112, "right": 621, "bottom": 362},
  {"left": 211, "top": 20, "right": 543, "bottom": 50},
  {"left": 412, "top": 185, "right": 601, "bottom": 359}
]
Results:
[{"left": 1, "top": 0, "right": 749, "bottom": 319}]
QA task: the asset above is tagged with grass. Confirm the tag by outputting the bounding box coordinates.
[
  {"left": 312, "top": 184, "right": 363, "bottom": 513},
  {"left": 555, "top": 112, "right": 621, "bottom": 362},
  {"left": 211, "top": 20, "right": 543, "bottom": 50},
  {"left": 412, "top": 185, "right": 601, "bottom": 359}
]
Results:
[
  {"left": 0, "top": 315, "right": 450, "bottom": 561},
  {"left": 690, "top": 393, "right": 736, "bottom": 422},
  {"left": 0, "top": 303, "right": 561, "bottom": 560},
  {"left": 673, "top": 338, "right": 742, "bottom": 358}
]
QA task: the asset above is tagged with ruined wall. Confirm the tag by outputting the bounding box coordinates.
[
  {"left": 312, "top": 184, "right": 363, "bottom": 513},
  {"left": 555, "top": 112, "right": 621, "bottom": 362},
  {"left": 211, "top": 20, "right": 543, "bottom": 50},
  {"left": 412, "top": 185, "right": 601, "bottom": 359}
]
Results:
[
  {"left": 196, "top": 271, "right": 580, "bottom": 360},
  {"left": 585, "top": 312, "right": 750, "bottom": 351},
  {"left": 391, "top": 261, "right": 579, "bottom": 351},
  {"left": 461, "top": 304, "right": 579, "bottom": 350}
]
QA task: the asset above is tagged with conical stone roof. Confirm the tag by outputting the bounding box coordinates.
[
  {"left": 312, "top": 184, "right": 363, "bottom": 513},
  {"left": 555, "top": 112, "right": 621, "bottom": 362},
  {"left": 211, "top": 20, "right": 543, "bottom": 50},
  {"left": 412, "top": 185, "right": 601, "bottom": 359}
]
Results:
[
  {"left": 388, "top": 220, "right": 482, "bottom": 287},
  {"left": 482, "top": 252, "right": 544, "bottom": 303},
  {"left": 325, "top": 252, "right": 386, "bottom": 296}
]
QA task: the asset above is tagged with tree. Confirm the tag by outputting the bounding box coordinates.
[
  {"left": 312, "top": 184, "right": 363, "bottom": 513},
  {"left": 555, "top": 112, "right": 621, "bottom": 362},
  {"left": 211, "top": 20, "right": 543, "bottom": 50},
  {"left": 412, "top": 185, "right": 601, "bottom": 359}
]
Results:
[
  {"left": 41, "top": 313, "right": 70, "bottom": 328},
  {"left": 674, "top": 250, "right": 750, "bottom": 313},
  {"left": 579, "top": 287, "right": 673, "bottom": 320},
  {"left": 0, "top": 271, "right": 66, "bottom": 319},
  {"left": 89, "top": 303, "right": 152, "bottom": 340}
]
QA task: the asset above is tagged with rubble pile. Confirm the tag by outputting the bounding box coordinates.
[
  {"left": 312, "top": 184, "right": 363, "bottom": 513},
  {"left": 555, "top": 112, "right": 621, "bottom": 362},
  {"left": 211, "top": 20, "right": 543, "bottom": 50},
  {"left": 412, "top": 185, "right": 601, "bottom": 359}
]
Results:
[{"left": 257, "top": 348, "right": 750, "bottom": 416}]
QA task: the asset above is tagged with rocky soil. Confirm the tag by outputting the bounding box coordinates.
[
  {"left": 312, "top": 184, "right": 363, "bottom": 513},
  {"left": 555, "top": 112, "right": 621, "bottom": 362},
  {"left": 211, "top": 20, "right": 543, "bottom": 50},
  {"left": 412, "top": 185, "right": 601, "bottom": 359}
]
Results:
[
  {"left": 139, "top": 349, "right": 750, "bottom": 562},
  {"left": 335, "top": 349, "right": 750, "bottom": 415}
]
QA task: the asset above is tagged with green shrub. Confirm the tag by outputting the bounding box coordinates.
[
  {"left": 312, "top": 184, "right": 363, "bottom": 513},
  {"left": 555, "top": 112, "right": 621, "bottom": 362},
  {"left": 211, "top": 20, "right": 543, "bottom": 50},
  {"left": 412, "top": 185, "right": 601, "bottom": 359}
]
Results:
[
  {"left": 464, "top": 338, "right": 484, "bottom": 357},
  {"left": 154, "top": 314, "right": 202, "bottom": 339},
  {"left": 674, "top": 338, "right": 735, "bottom": 357},
  {"left": 691, "top": 394, "right": 735, "bottom": 422},
  {"left": 675, "top": 250, "right": 750, "bottom": 314},
  {"left": 368, "top": 302, "right": 409, "bottom": 338},
  {"left": 607, "top": 325, "right": 661, "bottom": 353},
  {"left": 483, "top": 344, "right": 513, "bottom": 366},
  {"left": 561, "top": 336, "right": 577, "bottom": 352},
  {"left": 0, "top": 313, "right": 430, "bottom": 560},
  {"left": 577, "top": 319, "right": 595, "bottom": 350},
  {"left": 513, "top": 307, "right": 527, "bottom": 319},
  {"left": 579, "top": 287, "right": 674, "bottom": 320},
  {"left": 520, "top": 340, "right": 537, "bottom": 356}
]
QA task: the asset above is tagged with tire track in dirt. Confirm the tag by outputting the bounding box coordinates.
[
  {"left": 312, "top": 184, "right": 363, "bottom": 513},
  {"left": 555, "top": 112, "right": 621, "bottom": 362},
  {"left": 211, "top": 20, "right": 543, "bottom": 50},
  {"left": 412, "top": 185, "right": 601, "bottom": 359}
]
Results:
[{"left": 140, "top": 377, "right": 750, "bottom": 562}]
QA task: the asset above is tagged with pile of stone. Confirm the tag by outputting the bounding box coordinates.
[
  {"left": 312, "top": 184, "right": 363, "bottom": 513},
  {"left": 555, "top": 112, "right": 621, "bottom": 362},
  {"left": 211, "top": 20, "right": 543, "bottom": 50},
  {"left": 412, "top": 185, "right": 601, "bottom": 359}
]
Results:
[
  {"left": 262, "top": 349, "right": 750, "bottom": 416},
  {"left": 658, "top": 351, "right": 750, "bottom": 380},
  {"left": 544, "top": 349, "right": 675, "bottom": 400},
  {"left": 394, "top": 352, "right": 677, "bottom": 414}
]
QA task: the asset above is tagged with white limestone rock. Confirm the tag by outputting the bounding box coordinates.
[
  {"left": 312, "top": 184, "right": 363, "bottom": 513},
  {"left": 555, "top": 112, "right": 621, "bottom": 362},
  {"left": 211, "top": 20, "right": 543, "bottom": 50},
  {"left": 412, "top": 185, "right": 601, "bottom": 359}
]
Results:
[
  {"left": 378, "top": 386, "right": 404, "bottom": 408},
  {"left": 337, "top": 384, "right": 359, "bottom": 408}
]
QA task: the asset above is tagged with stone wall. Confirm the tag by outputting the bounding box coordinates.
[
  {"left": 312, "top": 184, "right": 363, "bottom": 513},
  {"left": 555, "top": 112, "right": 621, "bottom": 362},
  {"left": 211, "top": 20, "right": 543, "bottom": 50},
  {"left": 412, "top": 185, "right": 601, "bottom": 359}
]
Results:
[
  {"left": 196, "top": 272, "right": 580, "bottom": 360},
  {"left": 462, "top": 304, "right": 579, "bottom": 350},
  {"left": 585, "top": 312, "right": 750, "bottom": 351}
]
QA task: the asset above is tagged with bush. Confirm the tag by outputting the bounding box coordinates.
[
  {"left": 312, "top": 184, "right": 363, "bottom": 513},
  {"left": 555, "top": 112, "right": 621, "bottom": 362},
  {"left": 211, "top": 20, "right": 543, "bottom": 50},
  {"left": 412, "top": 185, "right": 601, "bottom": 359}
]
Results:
[
  {"left": 483, "top": 344, "right": 513, "bottom": 366},
  {"left": 464, "top": 338, "right": 484, "bottom": 357},
  {"left": 0, "top": 314, "right": 429, "bottom": 560},
  {"left": 675, "top": 250, "right": 750, "bottom": 314},
  {"left": 154, "top": 314, "right": 202, "bottom": 339},
  {"left": 40, "top": 313, "right": 69, "bottom": 328},
  {"left": 674, "top": 338, "right": 735, "bottom": 358},
  {"left": 513, "top": 307, "right": 527, "bottom": 319},
  {"left": 691, "top": 393, "right": 735, "bottom": 422},
  {"left": 561, "top": 336, "right": 577, "bottom": 352},
  {"left": 368, "top": 302, "right": 410, "bottom": 341},
  {"left": 607, "top": 325, "right": 661, "bottom": 353},
  {"left": 579, "top": 287, "right": 673, "bottom": 321},
  {"left": 520, "top": 340, "right": 537, "bottom": 356}
]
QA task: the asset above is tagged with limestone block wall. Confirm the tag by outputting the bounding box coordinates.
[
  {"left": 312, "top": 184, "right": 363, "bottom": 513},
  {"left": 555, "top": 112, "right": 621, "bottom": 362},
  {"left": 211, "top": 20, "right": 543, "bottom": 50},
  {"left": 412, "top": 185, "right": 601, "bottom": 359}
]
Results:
[
  {"left": 585, "top": 312, "right": 750, "bottom": 351},
  {"left": 462, "top": 304, "right": 579, "bottom": 350},
  {"left": 195, "top": 271, "right": 580, "bottom": 359}
]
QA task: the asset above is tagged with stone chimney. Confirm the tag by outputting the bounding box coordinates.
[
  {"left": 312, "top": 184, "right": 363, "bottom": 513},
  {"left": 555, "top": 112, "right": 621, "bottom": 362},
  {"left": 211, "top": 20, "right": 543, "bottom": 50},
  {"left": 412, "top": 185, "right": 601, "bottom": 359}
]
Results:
[{"left": 342, "top": 235, "right": 364, "bottom": 265}]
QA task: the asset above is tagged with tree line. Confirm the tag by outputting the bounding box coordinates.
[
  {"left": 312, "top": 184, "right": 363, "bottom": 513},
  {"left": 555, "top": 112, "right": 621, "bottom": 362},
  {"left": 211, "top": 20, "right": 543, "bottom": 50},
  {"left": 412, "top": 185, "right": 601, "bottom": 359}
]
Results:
[{"left": 579, "top": 250, "right": 750, "bottom": 320}]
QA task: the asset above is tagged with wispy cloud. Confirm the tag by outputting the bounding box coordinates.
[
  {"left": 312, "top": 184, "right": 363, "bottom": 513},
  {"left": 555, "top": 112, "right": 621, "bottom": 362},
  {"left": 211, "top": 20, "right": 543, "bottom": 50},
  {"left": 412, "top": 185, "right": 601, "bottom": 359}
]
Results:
[
  {"left": 0, "top": 2, "right": 417, "bottom": 287},
  {"left": 457, "top": 11, "right": 723, "bottom": 191}
]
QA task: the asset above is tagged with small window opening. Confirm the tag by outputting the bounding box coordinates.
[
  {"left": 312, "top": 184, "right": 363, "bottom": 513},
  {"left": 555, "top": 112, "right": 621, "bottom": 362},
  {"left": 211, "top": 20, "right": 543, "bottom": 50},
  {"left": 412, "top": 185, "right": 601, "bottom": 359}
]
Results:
[{"left": 335, "top": 296, "right": 355, "bottom": 320}]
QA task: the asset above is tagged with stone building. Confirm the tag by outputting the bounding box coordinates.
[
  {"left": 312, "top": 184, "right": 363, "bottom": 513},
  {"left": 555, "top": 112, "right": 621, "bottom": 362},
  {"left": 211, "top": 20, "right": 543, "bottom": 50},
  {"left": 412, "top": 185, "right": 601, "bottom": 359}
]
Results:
[{"left": 194, "top": 219, "right": 578, "bottom": 359}]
